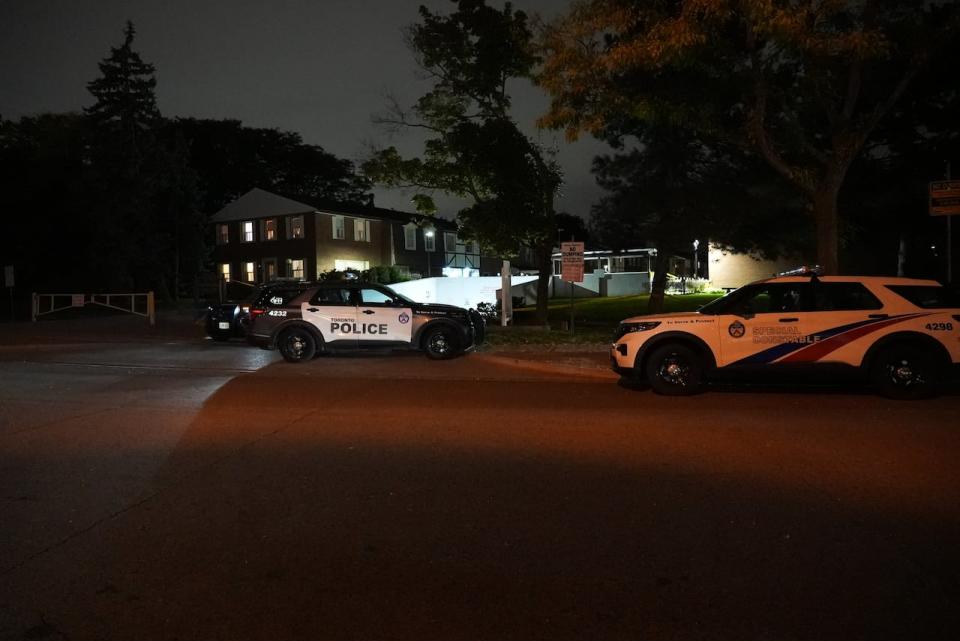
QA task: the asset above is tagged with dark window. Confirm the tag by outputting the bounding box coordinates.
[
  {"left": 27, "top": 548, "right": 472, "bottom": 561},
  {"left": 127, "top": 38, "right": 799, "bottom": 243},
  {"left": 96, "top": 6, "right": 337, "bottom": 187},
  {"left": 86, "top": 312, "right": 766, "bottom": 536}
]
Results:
[
  {"left": 310, "top": 288, "right": 353, "bottom": 305},
  {"left": 704, "top": 283, "right": 812, "bottom": 315},
  {"left": 813, "top": 283, "right": 883, "bottom": 311},
  {"left": 886, "top": 285, "right": 960, "bottom": 309}
]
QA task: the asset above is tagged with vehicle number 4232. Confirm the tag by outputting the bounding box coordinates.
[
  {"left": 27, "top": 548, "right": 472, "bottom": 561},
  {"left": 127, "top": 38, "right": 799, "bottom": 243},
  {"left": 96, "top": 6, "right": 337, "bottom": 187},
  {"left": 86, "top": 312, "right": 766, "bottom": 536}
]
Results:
[
  {"left": 925, "top": 322, "right": 953, "bottom": 331},
  {"left": 268, "top": 310, "right": 288, "bottom": 317}
]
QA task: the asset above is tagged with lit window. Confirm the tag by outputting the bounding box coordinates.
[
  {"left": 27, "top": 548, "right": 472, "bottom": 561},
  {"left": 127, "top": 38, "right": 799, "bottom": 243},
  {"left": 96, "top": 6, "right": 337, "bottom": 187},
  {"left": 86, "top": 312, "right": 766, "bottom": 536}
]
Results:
[
  {"left": 424, "top": 229, "right": 436, "bottom": 252},
  {"left": 286, "top": 258, "right": 305, "bottom": 280},
  {"left": 242, "top": 221, "right": 254, "bottom": 242},
  {"left": 354, "top": 219, "right": 371, "bottom": 242},
  {"left": 404, "top": 224, "right": 417, "bottom": 250},
  {"left": 264, "top": 219, "right": 277, "bottom": 241},
  {"left": 243, "top": 262, "right": 255, "bottom": 283},
  {"left": 335, "top": 259, "right": 369, "bottom": 272},
  {"left": 220, "top": 263, "right": 231, "bottom": 282},
  {"left": 445, "top": 232, "right": 457, "bottom": 250},
  {"left": 332, "top": 215, "right": 345, "bottom": 240},
  {"left": 217, "top": 224, "right": 229, "bottom": 245},
  {"left": 287, "top": 216, "right": 304, "bottom": 239}
]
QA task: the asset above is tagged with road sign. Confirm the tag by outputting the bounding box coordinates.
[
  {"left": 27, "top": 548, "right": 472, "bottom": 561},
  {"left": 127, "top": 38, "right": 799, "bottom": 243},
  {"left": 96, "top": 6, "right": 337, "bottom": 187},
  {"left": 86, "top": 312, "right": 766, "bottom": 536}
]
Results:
[
  {"left": 930, "top": 180, "right": 960, "bottom": 216},
  {"left": 561, "top": 241, "right": 585, "bottom": 283}
]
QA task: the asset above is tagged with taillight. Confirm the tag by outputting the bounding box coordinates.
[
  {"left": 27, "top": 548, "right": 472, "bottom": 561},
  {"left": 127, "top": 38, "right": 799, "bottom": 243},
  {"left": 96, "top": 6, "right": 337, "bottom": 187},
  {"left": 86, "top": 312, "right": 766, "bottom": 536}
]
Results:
[{"left": 249, "top": 308, "right": 266, "bottom": 320}]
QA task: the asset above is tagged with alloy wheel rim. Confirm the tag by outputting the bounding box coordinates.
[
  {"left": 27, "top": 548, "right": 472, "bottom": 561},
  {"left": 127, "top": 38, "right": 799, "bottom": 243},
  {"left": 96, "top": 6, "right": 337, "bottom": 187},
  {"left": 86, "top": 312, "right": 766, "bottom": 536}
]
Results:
[{"left": 659, "top": 354, "right": 689, "bottom": 386}]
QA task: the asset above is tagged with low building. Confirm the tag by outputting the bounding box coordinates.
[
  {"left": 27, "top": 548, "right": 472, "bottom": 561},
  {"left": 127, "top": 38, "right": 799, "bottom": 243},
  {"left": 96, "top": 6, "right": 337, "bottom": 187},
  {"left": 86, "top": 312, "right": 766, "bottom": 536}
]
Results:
[{"left": 209, "top": 188, "right": 481, "bottom": 283}]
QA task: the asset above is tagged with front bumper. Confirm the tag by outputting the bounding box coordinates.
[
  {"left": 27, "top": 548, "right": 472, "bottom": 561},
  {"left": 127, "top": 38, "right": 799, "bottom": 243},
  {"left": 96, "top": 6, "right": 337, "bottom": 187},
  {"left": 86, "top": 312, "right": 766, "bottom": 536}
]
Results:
[{"left": 610, "top": 342, "right": 638, "bottom": 377}]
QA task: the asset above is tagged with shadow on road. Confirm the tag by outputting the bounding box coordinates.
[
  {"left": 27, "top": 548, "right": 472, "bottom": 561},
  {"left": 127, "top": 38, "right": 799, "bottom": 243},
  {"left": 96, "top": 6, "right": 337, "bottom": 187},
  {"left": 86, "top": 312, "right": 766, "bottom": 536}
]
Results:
[{"left": 3, "top": 362, "right": 959, "bottom": 641}]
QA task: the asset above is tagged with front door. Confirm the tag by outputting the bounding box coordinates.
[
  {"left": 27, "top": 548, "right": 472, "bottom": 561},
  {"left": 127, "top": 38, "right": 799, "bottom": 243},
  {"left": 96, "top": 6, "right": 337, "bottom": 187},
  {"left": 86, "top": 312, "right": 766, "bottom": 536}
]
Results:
[
  {"left": 356, "top": 286, "right": 414, "bottom": 346},
  {"left": 717, "top": 282, "right": 815, "bottom": 367},
  {"left": 301, "top": 285, "right": 357, "bottom": 349}
]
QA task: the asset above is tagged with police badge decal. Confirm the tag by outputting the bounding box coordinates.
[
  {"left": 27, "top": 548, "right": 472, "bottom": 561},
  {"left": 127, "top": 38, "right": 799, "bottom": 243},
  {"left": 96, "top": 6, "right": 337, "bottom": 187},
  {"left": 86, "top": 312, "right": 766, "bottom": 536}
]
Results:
[
  {"left": 398, "top": 312, "right": 410, "bottom": 324},
  {"left": 728, "top": 320, "right": 745, "bottom": 338}
]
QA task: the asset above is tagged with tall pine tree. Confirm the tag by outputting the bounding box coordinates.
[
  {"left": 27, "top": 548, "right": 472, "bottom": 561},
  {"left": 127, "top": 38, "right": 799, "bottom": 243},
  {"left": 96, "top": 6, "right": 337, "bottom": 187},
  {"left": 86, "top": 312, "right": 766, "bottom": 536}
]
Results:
[{"left": 84, "top": 21, "right": 194, "bottom": 296}]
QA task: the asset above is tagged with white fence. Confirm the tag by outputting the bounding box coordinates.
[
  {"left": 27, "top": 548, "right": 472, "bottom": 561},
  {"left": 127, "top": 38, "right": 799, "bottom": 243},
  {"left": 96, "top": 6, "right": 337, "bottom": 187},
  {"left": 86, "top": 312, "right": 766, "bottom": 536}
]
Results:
[{"left": 32, "top": 292, "right": 156, "bottom": 325}]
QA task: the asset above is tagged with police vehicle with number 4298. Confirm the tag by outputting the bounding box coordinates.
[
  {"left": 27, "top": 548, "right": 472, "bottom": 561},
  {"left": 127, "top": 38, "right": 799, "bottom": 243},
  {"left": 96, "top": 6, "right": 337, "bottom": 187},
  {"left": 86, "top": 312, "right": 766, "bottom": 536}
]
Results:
[
  {"left": 247, "top": 280, "right": 484, "bottom": 362},
  {"left": 610, "top": 273, "right": 960, "bottom": 398}
]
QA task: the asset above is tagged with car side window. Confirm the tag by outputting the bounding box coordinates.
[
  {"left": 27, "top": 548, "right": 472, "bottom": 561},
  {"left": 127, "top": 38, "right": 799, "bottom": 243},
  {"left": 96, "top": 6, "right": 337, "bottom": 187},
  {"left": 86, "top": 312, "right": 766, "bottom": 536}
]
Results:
[
  {"left": 310, "top": 288, "right": 353, "bottom": 305},
  {"left": 813, "top": 283, "right": 883, "bottom": 311},
  {"left": 358, "top": 288, "right": 397, "bottom": 306},
  {"left": 728, "top": 283, "right": 812, "bottom": 315}
]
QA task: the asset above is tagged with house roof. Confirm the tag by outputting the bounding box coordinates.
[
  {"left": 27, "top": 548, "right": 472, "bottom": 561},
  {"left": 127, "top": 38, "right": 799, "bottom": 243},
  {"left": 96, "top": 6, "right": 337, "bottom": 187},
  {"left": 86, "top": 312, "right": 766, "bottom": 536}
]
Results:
[{"left": 211, "top": 187, "right": 456, "bottom": 230}]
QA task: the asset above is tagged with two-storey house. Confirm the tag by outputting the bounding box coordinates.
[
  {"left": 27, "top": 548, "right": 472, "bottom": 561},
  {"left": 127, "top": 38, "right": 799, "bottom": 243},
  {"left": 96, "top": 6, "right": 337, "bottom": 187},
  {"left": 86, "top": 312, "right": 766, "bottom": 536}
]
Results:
[{"left": 210, "top": 188, "right": 480, "bottom": 283}]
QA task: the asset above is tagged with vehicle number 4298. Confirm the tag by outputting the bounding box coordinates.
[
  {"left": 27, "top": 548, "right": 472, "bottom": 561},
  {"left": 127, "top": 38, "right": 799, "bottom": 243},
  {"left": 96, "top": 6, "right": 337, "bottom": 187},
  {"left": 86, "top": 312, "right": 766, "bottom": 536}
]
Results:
[{"left": 925, "top": 322, "right": 953, "bottom": 331}]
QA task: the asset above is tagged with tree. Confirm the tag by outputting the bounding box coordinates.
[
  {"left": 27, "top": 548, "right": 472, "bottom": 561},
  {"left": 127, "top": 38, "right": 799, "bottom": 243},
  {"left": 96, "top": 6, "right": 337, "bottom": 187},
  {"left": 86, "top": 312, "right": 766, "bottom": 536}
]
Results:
[
  {"left": 590, "top": 123, "right": 807, "bottom": 311},
  {"left": 84, "top": 21, "right": 174, "bottom": 291},
  {"left": 539, "top": 0, "right": 959, "bottom": 274},
  {"left": 170, "top": 119, "right": 373, "bottom": 214},
  {"left": 363, "top": 0, "right": 562, "bottom": 323}
]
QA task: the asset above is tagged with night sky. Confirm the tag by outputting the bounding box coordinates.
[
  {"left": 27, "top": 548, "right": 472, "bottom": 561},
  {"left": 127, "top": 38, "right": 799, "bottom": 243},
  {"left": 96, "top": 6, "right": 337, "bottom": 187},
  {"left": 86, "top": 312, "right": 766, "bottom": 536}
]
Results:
[{"left": 0, "top": 0, "right": 608, "bottom": 217}]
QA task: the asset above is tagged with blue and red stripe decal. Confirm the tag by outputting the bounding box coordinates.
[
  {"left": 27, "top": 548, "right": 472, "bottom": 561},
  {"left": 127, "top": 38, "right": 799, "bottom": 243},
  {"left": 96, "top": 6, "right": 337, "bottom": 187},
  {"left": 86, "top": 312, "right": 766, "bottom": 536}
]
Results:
[{"left": 730, "top": 313, "right": 930, "bottom": 366}]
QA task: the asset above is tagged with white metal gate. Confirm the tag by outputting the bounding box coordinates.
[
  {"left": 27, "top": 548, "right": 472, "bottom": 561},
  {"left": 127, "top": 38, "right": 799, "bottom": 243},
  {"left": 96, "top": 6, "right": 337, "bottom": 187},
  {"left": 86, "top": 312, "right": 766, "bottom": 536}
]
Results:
[{"left": 31, "top": 292, "right": 156, "bottom": 325}]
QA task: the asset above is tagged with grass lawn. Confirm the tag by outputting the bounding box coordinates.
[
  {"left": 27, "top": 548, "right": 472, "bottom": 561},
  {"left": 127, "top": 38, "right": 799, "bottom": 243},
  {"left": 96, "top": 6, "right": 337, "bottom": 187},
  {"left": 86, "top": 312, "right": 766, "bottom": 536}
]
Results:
[{"left": 484, "top": 292, "right": 724, "bottom": 347}]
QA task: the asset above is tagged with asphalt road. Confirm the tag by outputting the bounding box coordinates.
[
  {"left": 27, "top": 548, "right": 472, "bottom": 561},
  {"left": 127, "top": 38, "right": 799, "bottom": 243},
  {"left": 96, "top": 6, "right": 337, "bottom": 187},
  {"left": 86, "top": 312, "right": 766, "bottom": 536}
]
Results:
[{"left": 1, "top": 338, "right": 958, "bottom": 640}]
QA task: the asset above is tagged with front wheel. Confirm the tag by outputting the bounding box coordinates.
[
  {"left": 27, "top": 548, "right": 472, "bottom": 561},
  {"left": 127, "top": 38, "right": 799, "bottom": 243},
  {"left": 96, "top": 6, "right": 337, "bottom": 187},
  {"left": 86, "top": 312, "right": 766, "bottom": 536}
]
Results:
[
  {"left": 424, "top": 326, "right": 460, "bottom": 360},
  {"left": 278, "top": 327, "right": 317, "bottom": 363},
  {"left": 645, "top": 343, "right": 704, "bottom": 396},
  {"left": 869, "top": 345, "right": 940, "bottom": 400}
]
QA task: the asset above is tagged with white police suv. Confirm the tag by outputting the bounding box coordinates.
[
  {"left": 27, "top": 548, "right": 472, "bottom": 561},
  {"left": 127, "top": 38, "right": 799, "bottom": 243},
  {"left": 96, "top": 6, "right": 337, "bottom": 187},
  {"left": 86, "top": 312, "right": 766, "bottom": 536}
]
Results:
[
  {"left": 611, "top": 273, "right": 960, "bottom": 398},
  {"left": 247, "top": 280, "right": 484, "bottom": 362}
]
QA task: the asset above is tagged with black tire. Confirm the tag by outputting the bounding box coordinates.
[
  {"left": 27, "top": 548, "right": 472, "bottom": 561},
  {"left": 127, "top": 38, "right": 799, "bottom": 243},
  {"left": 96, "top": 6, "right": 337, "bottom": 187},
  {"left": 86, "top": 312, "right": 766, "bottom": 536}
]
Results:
[
  {"left": 645, "top": 343, "right": 704, "bottom": 396},
  {"left": 424, "top": 325, "right": 460, "bottom": 360},
  {"left": 870, "top": 344, "right": 940, "bottom": 400},
  {"left": 278, "top": 327, "right": 317, "bottom": 363}
]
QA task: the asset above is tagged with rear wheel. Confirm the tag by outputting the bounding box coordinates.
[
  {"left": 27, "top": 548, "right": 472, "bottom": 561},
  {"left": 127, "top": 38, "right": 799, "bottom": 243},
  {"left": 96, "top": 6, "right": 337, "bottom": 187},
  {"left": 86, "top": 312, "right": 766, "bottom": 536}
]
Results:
[
  {"left": 278, "top": 327, "right": 317, "bottom": 363},
  {"left": 645, "top": 343, "right": 704, "bottom": 396},
  {"left": 870, "top": 345, "right": 940, "bottom": 400},
  {"left": 424, "top": 326, "right": 460, "bottom": 360}
]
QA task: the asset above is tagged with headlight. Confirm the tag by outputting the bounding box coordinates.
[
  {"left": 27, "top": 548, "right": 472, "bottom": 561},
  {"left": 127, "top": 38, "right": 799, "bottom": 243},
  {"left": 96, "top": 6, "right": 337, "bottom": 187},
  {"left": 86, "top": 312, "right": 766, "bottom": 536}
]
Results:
[{"left": 614, "top": 321, "right": 661, "bottom": 340}]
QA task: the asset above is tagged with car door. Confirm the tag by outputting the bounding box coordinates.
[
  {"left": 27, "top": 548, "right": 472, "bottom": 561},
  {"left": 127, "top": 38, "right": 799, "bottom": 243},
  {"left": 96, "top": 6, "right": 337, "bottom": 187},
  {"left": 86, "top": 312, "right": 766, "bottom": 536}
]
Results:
[
  {"left": 356, "top": 286, "right": 414, "bottom": 347},
  {"left": 716, "top": 282, "right": 816, "bottom": 367},
  {"left": 301, "top": 285, "right": 358, "bottom": 349},
  {"left": 772, "top": 281, "right": 888, "bottom": 367}
]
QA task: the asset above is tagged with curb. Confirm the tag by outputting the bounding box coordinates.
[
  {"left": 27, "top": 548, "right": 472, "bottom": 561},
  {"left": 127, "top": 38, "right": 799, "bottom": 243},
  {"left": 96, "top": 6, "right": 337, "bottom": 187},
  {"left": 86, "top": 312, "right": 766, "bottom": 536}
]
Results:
[{"left": 469, "top": 351, "right": 619, "bottom": 381}]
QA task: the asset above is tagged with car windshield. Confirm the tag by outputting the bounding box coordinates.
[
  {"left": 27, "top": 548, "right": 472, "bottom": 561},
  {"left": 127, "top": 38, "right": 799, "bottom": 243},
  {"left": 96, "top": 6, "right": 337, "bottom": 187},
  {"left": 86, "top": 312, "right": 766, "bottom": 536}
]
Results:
[
  {"left": 697, "top": 288, "right": 745, "bottom": 315},
  {"left": 381, "top": 285, "right": 415, "bottom": 305}
]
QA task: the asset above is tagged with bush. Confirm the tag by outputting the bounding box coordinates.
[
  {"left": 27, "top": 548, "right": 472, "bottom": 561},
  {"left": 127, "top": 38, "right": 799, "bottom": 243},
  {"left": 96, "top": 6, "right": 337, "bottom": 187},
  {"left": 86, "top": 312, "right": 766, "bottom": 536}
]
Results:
[
  {"left": 364, "top": 265, "right": 411, "bottom": 284},
  {"left": 475, "top": 301, "right": 501, "bottom": 321}
]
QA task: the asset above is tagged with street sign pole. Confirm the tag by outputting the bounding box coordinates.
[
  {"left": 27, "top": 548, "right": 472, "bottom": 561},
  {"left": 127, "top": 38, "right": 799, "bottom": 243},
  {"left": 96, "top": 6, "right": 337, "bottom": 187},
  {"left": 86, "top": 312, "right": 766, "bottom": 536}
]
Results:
[
  {"left": 560, "top": 241, "right": 585, "bottom": 334},
  {"left": 929, "top": 170, "right": 959, "bottom": 283}
]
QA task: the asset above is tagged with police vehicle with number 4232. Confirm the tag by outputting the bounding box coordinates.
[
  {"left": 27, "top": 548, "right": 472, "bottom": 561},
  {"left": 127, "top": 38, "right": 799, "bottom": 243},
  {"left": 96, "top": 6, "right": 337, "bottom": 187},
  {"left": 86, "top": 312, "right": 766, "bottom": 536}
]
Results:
[
  {"left": 247, "top": 280, "right": 485, "bottom": 362},
  {"left": 610, "top": 273, "right": 960, "bottom": 399}
]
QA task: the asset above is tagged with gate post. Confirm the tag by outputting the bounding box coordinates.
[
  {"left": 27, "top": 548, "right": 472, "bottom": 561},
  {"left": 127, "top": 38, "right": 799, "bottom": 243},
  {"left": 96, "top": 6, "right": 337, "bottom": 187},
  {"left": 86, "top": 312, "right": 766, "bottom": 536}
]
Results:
[{"left": 147, "top": 291, "right": 156, "bottom": 326}]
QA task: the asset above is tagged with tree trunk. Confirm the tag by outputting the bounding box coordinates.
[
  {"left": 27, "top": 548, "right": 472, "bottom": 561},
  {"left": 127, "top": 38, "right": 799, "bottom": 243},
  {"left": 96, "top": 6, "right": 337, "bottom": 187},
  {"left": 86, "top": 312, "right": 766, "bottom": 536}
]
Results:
[
  {"left": 812, "top": 182, "right": 841, "bottom": 275},
  {"left": 535, "top": 237, "right": 553, "bottom": 326},
  {"left": 647, "top": 249, "right": 671, "bottom": 314}
]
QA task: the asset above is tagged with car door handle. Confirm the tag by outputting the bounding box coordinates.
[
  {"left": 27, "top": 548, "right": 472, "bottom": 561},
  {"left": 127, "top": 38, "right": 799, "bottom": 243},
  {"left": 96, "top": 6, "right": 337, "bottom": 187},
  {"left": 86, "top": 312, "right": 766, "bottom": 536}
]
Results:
[
  {"left": 307, "top": 307, "right": 319, "bottom": 312},
  {"left": 868, "top": 314, "right": 888, "bottom": 319},
  {"left": 779, "top": 317, "right": 798, "bottom": 323},
  {"left": 362, "top": 309, "right": 375, "bottom": 315}
]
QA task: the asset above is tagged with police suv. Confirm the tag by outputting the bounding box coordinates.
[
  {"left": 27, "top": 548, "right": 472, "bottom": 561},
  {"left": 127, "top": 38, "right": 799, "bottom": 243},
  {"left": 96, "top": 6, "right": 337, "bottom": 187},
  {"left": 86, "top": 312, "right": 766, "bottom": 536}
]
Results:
[
  {"left": 247, "top": 280, "right": 484, "bottom": 362},
  {"left": 611, "top": 273, "right": 960, "bottom": 398}
]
